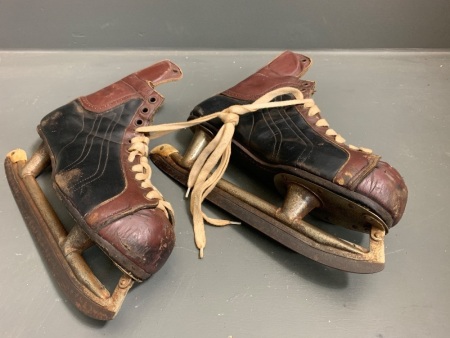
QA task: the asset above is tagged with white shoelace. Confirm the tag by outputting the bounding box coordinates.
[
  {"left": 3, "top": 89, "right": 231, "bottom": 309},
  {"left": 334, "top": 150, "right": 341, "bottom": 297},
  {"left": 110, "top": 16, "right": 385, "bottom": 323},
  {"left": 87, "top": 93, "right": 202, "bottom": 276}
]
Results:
[{"left": 128, "top": 135, "right": 174, "bottom": 218}]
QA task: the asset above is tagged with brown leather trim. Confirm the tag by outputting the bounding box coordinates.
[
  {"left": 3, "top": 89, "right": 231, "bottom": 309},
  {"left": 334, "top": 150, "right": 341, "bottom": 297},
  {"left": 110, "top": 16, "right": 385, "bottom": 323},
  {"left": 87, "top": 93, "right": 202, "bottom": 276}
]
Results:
[
  {"left": 333, "top": 151, "right": 380, "bottom": 189},
  {"left": 222, "top": 51, "right": 312, "bottom": 101},
  {"left": 79, "top": 60, "right": 182, "bottom": 113},
  {"left": 136, "top": 60, "right": 183, "bottom": 87},
  {"left": 79, "top": 83, "right": 139, "bottom": 113}
]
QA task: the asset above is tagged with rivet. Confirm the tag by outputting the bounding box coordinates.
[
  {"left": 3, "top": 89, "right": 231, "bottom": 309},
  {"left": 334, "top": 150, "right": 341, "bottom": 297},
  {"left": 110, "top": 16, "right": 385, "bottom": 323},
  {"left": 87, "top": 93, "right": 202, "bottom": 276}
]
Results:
[{"left": 371, "top": 230, "right": 384, "bottom": 241}]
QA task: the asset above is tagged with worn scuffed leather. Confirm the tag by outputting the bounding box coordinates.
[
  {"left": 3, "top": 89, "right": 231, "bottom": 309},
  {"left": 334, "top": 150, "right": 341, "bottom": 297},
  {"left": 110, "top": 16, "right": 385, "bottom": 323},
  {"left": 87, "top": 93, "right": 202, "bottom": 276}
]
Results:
[
  {"left": 190, "top": 51, "right": 407, "bottom": 227},
  {"left": 38, "top": 60, "right": 182, "bottom": 280}
]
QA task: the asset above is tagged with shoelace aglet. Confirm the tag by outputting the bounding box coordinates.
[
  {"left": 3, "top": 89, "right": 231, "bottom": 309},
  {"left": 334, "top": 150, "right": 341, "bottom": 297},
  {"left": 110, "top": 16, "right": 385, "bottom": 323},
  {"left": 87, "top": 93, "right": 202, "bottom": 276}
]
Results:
[
  {"left": 229, "top": 221, "right": 241, "bottom": 225},
  {"left": 185, "top": 187, "right": 191, "bottom": 198},
  {"left": 199, "top": 247, "right": 204, "bottom": 259}
]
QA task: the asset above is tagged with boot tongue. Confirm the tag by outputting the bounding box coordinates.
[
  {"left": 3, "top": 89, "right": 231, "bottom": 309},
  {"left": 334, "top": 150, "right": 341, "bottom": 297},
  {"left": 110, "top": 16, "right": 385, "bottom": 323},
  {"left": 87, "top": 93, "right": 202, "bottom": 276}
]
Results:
[
  {"left": 222, "top": 51, "right": 312, "bottom": 101},
  {"left": 135, "top": 60, "right": 183, "bottom": 87},
  {"left": 266, "top": 50, "right": 312, "bottom": 77}
]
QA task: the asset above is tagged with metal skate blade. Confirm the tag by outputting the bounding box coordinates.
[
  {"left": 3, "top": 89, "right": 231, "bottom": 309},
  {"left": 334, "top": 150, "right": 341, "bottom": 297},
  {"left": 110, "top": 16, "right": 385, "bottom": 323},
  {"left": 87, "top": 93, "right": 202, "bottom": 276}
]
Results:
[
  {"left": 150, "top": 142, "right": 385, "bottom": 274},
  {"left": 5, "top": 147, "right": 133, "bottom": 320}
]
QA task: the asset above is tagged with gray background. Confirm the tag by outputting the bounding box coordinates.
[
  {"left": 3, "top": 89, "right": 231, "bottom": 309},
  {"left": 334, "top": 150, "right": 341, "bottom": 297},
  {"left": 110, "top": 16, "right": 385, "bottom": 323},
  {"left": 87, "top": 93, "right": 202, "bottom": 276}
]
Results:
[
  {"left": 0, "top": 0, "right": 450, "bottom": 50},
  {"left": 1, "top": 1, "right": 449, "bottom": 338}
]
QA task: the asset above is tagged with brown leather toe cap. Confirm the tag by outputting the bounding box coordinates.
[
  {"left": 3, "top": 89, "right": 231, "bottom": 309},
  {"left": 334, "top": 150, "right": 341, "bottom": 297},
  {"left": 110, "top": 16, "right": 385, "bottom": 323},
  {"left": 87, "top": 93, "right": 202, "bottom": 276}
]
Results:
[
  {"left": 355, "top": 161, "right": 408, "bottom": 227},
  {"left": 99, "top": 208, "right": 175, "bottom": 280}
]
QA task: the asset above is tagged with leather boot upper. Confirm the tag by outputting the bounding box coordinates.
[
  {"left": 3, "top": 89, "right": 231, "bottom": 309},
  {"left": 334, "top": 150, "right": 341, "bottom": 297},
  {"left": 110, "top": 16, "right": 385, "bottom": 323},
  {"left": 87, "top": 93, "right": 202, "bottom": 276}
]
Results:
[
  {"left": 38, "top": 60, "right": 182, "bottom": 280},
  {"left": 189, "top": 51, "right": 407, "bottom": 227}
]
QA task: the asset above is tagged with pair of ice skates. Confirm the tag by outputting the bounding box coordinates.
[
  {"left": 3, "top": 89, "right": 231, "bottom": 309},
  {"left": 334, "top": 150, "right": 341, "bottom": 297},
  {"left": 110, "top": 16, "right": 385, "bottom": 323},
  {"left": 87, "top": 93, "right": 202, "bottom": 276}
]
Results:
[{"left": 5, "top": 51, "right": 408, "bottom": 320}]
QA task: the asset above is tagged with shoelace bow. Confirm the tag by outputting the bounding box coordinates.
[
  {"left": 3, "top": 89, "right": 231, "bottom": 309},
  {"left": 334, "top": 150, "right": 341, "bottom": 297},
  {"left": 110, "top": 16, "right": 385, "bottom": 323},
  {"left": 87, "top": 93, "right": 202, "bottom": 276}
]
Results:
[{"left": 136, "top": 86, "right": 371, "bottom": 258}]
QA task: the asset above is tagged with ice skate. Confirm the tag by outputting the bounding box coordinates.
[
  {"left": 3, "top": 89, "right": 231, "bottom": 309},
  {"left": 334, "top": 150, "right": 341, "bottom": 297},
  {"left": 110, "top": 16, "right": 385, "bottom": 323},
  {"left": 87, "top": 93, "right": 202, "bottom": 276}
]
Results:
[
  {"left": 147, "top": 51, "right": 408, "bottom": 273},
  {"left": 5, "top": 60, "right": 182, "bottom": 319}
]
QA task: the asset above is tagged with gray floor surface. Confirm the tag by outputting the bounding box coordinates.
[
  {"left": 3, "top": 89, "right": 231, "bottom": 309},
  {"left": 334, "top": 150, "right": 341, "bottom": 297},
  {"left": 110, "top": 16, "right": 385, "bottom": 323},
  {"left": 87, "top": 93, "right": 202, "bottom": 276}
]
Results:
[{"left": 0, "top": 50, "right": 449, "bottom": 337}]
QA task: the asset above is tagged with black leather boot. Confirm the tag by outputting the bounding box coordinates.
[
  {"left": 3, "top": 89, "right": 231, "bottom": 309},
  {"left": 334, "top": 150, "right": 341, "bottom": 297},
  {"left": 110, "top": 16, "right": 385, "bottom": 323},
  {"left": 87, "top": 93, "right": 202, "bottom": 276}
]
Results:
[{"left": 38, "top": 60, "right": 182, "bottom": 281}]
